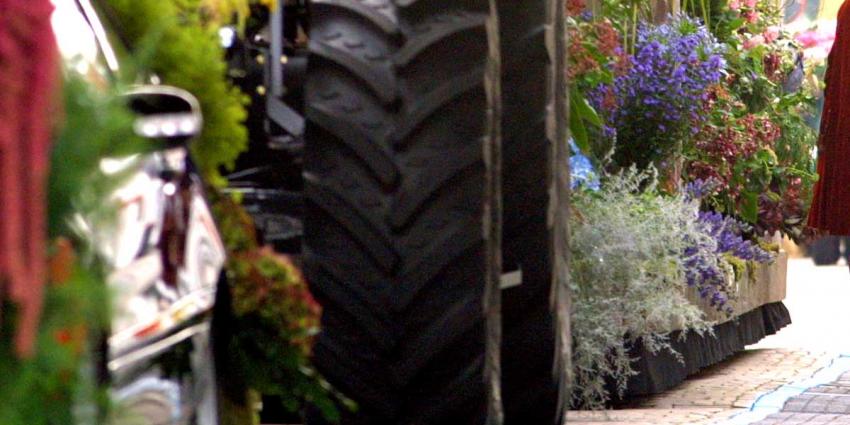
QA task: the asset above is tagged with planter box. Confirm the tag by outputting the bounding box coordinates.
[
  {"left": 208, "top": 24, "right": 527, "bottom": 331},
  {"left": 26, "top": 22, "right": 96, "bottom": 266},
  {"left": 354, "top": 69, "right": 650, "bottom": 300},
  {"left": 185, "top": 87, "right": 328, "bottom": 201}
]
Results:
[
  {"left": 688, "top": 249, "right": 788, "bottom": 324},
  {"left": 617, "top": 249, "right": 791, "bottom": 398}
]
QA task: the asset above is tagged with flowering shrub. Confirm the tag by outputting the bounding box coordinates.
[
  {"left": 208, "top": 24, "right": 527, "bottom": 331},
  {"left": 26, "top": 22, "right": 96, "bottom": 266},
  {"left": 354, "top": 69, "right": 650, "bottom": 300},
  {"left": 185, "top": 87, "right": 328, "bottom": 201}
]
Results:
[
  {"left": 566, "top": 0, "right": 812, "bottom": 411},
  {"left": 682, "top": 0, "right": 818, "bottom": 241},
  {"left": 590, "top": 15, "right": 726, "bottom": 170},
  {"left": 683, "top": 181, "right": 774, "bottom": 313},
  {"left": 570, "top": 139, "right": 600, "bottom": 190},
  {"left": 570, "top": 168, "right": 709, "bottom": 408},
  {"left": 570, "top": 171, "right": 776, "bottom": 408},
  {"left": 567, "top": 11, "right": 630, "bottom": 154},
  {"left": 212, "top": 194, "right": 346, "bottom": 421},
  {"left": 686, "top": 99, "right": 781, "bottom": 216}
]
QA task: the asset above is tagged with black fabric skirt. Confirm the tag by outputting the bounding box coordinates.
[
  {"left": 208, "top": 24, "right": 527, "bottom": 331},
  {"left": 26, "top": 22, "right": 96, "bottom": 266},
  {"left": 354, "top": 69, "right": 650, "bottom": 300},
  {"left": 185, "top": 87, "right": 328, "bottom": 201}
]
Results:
[{"left": 615, "top": 301, "right": 792, "bottom": 399}]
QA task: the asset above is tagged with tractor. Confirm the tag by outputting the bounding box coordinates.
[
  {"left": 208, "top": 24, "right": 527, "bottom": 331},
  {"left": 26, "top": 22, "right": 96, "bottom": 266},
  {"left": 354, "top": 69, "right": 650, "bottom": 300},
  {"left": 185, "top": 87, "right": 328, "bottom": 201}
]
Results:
[
  {"left": 63, "top": 0, "right": 571, "bottom": 423},
  {"left": 223, "top": 1, "right": 571, "bottom": 424}
]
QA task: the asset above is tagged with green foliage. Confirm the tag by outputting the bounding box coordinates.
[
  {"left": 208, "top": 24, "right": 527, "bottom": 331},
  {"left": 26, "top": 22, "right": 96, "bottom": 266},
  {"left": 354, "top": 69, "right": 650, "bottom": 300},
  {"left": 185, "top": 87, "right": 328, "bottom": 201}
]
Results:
[
  {"left": 227, "top": 247, "right": 340, "bottom": 419},
  {"left": 1, "top": 70, "right": 139, "bottom": 425},
  {"left": 102, "top": 0, "right": 249, "bottom": 186},
  {"left": 566, "top": 15, "right": 626, "bottom": 156},
  {"left": 682, "top": 0, "right": 818, "bottom": 240},
  {"left": 48, "top": 74, "right": 145, "bottom": 239},
  {"left": 0, "top": 258, "right": 109, "bottom": 425},
  {"left": 570, "top": 169, "right": 711, "bottom": 408},
  {"left": 598, "top": 0, "right": 653, "bottom": 54},
  {"left": 211, "top": 195, "right": 350, "bottom": 422}
]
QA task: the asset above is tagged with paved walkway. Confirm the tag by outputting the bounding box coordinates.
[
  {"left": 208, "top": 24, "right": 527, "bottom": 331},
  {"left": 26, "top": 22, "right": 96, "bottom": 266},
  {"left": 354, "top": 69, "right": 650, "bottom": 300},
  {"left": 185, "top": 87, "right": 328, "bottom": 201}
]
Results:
[
  {"left": 567, "top": 258, "right": 850, "bottom": 424},
  {"left": 745, "top": 370, "right": 850, "bottom": 424},
  {"left": 566, "top": 349, "right": 832, "bottom": 424}
]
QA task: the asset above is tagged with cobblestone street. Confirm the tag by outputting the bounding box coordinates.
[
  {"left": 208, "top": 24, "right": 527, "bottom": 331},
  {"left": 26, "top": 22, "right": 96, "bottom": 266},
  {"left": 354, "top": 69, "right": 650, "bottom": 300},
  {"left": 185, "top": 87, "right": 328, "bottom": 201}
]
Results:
[
  {"left": 755, "top": 371, "right": 850, "bottom": 423},
  {"left": 567, "top": 258, "right": 850, "bottom": 424}
]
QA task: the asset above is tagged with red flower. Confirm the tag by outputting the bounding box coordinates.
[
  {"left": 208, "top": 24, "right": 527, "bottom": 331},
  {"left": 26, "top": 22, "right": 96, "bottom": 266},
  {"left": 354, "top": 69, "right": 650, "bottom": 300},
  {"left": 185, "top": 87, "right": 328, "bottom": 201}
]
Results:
[
  {"left": 595, "top": 20, "right": 620, "bottom": 57},
  {"left": 54, "top": 329, "right": 72, "bottom": 345},
  {"left": 566, "top": 0, "right": 586, "bottom": 17}
]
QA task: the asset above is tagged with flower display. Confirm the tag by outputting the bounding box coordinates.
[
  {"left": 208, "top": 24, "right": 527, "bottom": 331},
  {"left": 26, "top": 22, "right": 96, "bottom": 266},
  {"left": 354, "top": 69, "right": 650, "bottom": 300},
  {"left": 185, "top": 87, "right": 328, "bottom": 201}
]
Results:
[
  {"left": 566, "top": 0, "right": 814, "bottom": 408},
  {"left": 567, "top": 13, "right": 631, "bottom": 154},
  {"left": 589, "top": 14, "right": 726, "bottom": 170},
  {"left": 682, "top": 0, "right": 818, "bottom": 240},
  {"left": 567, "top": 0, "right": 586, "bottom": 17},
  {"left": 570, "top": 169, "right": 711, "bottom": 408},
  {"left": 570, "top": 139, "right": 600, "bottom": 190},
  {"left": 743, "top": 34, "right": 765, "bottom": 49},
  {"left": 682, "top": 181, "right": 774, "bottom": 313},
  {"left": 794, "top": 26, "right": 836, "bottom": 63}
]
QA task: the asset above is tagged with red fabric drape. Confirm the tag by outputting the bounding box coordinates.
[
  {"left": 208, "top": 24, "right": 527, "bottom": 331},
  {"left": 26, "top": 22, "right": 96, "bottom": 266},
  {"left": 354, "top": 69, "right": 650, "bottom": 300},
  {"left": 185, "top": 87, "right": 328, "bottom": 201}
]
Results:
[
  {"left": 0, "top": 0, "right": 57, "bottom": 356},
  {"left": 809, "top": 1, "right": 850, "bottom": 235}
]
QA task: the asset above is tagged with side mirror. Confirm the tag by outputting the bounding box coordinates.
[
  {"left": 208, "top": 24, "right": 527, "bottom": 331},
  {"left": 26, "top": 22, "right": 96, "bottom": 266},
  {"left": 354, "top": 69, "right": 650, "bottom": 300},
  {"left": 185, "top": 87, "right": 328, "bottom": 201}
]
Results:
[{"left": 125, "top": 85, "right": 202, "bottom": 146}]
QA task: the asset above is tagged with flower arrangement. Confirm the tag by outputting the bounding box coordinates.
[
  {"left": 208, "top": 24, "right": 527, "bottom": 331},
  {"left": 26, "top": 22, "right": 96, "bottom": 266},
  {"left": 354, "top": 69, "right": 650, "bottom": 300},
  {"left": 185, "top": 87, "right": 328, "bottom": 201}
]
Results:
[
  {"left": 567, "top": 8, "right": 630, "bottom": 155},
  {"left": 682, "top": 0, "right": 818, "bottom": 241},
  {"left": 589, "top": 14, "right": 726, "bottom": 170},
  {"left": 569, "top": 169, "right": 773, "bottom": 408},
  {"left": 211, "top": 194, "right": 346, "bottom": 421},
  {"left": 683, "top": 180, "right": 774, "bottom": 313},
  {"left": 570, "top": 139, "right": 600, "bottom": 190},
  {"left": 570, "top": 168, "right": 709, "bottom": 408},
  {"left": 563, "top": 0, "right": 811, "bottom": 410}
]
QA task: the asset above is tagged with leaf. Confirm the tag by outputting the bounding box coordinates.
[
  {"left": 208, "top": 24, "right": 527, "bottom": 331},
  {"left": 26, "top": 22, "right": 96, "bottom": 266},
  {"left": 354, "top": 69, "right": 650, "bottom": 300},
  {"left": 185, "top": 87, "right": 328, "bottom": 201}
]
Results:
[
  {"left": 765, "top": 191, "right": 782, "bottom": 203},
  {"left": 570, "top": 95, "right": 591, "bottom": 153},
  {"left": 740, "top": 191, "right": 759, "bottom": 223},
  {"left": 727, "top": 17, "right": 746, "bottom": 31},
  {"left": 572, "top": 88, "right": 604, "bottom": 128},
  {"left": 785, "top": 217, "right": 803, "bottom": 225}
]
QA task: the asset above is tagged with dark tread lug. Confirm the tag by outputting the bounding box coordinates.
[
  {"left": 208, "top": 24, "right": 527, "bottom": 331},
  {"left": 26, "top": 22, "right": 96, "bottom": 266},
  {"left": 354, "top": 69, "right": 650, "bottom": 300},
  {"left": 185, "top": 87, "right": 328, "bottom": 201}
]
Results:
[
  {"left": 309, "top": 40, "right": 399, "bottom": 104},
  {"left": 393, "top": 218, "right": 481, "bottom": 310},
  {"left": 313, "top": 0, "right": 400, "bottom": 36},
  {"left": 304, "top": 258, "right": 398, "bottom": 352},
  {"left": 391, "top": 67, "right": 484, "bottom": 148},
  {"left": 305, "top": 175, "right": 398, "bottom": 271},
  {"left": 389, "top": 143, "right": 481, "bottom": 230},
  {"left": 393, "top": 13, "right": 487, "bottom": 66},
  {"left": 307, "top": 102, "right": 399, "bottom": 186}
]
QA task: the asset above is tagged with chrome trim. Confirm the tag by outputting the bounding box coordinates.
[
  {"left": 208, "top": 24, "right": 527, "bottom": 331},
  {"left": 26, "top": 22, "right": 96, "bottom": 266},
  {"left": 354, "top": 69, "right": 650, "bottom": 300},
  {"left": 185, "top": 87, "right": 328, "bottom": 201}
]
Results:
[
  {"left": 124, "top": 85, "right": 203, "bottom": 116},
  {"left": 109, "top": 321, "right": 210, "bottom": 373},
  {"left": 112, "top": 376, "right": 183, "bottom": 424},
  {"left": 270, "top": 3, "right": 284, "bottom": 98},
  {"left": 76, "top": 0, "right": 120, "bottom": 72}
]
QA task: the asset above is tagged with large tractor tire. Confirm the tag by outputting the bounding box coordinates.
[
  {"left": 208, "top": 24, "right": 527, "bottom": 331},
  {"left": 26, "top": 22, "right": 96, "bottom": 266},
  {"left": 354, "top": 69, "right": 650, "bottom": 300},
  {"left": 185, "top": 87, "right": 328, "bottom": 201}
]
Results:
[
  {"left": 303, "top": 1, "right": 565, "bottom": 423},
  {"left": 303, "top": 1, "right": 494, "bottom": 423},
  {"left": 497, "top": 1, "right": 560, "bottom": 423}
]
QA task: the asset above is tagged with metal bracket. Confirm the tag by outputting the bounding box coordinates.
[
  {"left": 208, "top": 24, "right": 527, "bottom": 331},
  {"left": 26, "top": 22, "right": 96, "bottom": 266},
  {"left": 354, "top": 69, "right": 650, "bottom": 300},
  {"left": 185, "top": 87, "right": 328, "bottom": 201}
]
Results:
[{"left": 265, "top": 1, "right": 305, "bottom": 141}]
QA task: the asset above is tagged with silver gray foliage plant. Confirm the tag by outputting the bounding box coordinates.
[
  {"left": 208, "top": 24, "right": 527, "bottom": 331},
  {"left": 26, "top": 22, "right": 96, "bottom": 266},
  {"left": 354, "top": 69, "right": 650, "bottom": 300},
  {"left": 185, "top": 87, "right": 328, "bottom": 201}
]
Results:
[{"left": 570, "top": 167, "right": 717, "bottom": 408}]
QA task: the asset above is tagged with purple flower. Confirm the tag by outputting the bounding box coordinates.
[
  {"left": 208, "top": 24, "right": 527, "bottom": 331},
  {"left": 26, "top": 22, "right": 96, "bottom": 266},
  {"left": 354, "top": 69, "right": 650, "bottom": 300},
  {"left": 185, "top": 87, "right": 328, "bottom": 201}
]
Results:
[
  {"left": 590, "top": 15, "right": 726, "bottom": 169},
  {"left": 682, "top": 206, "right": 774, "bottom": 312},
  {"left": 684, "top": 178, "right": 717, "bottom": 201}
]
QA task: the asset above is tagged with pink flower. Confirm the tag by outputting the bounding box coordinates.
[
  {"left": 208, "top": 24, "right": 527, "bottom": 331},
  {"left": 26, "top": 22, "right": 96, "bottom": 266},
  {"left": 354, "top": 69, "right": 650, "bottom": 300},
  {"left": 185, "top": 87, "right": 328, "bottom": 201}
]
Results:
[
  {"left": 764, "top": 26, "right": 780, "bottom": 43},
  {"left": 744, "top": 34, "right": 766, "bottom": 49},
  {"left": 795, "top": 30, "right": 818, "bottom": 47},
  {"left": 729, "top": 0, "right": 741, "bottom": 10},
  {"left": 746, "top": 10, "right": 760, "bottom": 23},
  {"left": 745, "top": 0, "right": 757, "bottom": 7}
]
